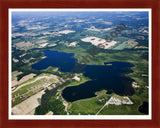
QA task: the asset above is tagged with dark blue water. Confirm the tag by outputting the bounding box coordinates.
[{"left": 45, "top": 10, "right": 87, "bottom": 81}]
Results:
[
  {"left": 32, "top": 50, "right": 77, "bottom": 72},
  {"left": 138, "top": 102, "right": 148, "bottom": 114},
  {"left": 31, "top": 50, "right": 135, "bottom": 102}
]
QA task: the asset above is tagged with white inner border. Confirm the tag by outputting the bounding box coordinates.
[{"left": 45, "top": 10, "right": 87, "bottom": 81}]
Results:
[{"left": 9, "top": 9, "right": 152, "bottom": 120}]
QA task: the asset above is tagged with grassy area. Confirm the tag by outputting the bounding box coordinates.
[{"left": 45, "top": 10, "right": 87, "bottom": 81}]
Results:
[
  {"left": 68, "top": 97, "right": 104, "bottom": 115},
  {"left": 95, "top": 90, "right": 107, "bottom": 96},
  {"left": 112, "top": 94, "right": 129, "bottom": 100},
  {"left": 61, "top": 74, "right": 91, "bottom": 91},
  {"left": 114, "top": 42, "right": 130, "bottom": 50},
  {"left": 99, "top": 103, "right": 143, "bottom": 115}
]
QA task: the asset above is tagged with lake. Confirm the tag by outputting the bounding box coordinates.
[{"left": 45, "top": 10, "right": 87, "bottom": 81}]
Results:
[{"left": 32, "top": 50, "right": 135, "bottom": 102}]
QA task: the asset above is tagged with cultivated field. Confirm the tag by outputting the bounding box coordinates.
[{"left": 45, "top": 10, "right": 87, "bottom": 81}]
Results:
[
  {"left": 81, "top": 36, "right": 117, "bottom": 49},
  {"left": 58, "top": 30, "right": 75, "bottom": 34},
  {"left": 14, "top": 41, "right": 34, "bottom": 48},
  {"left": 12, "top": 90, "right": 45, "bottom": 115}
]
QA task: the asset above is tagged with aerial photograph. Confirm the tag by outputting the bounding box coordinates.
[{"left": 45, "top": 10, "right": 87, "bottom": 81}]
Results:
[{"left": 10, "top": 9, "right": 150, "bottom": 117}]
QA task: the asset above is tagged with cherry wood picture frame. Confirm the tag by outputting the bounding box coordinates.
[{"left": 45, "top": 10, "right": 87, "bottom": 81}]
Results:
[{"left": 0, "top": 0, "right": 160, "bottom": 128}]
